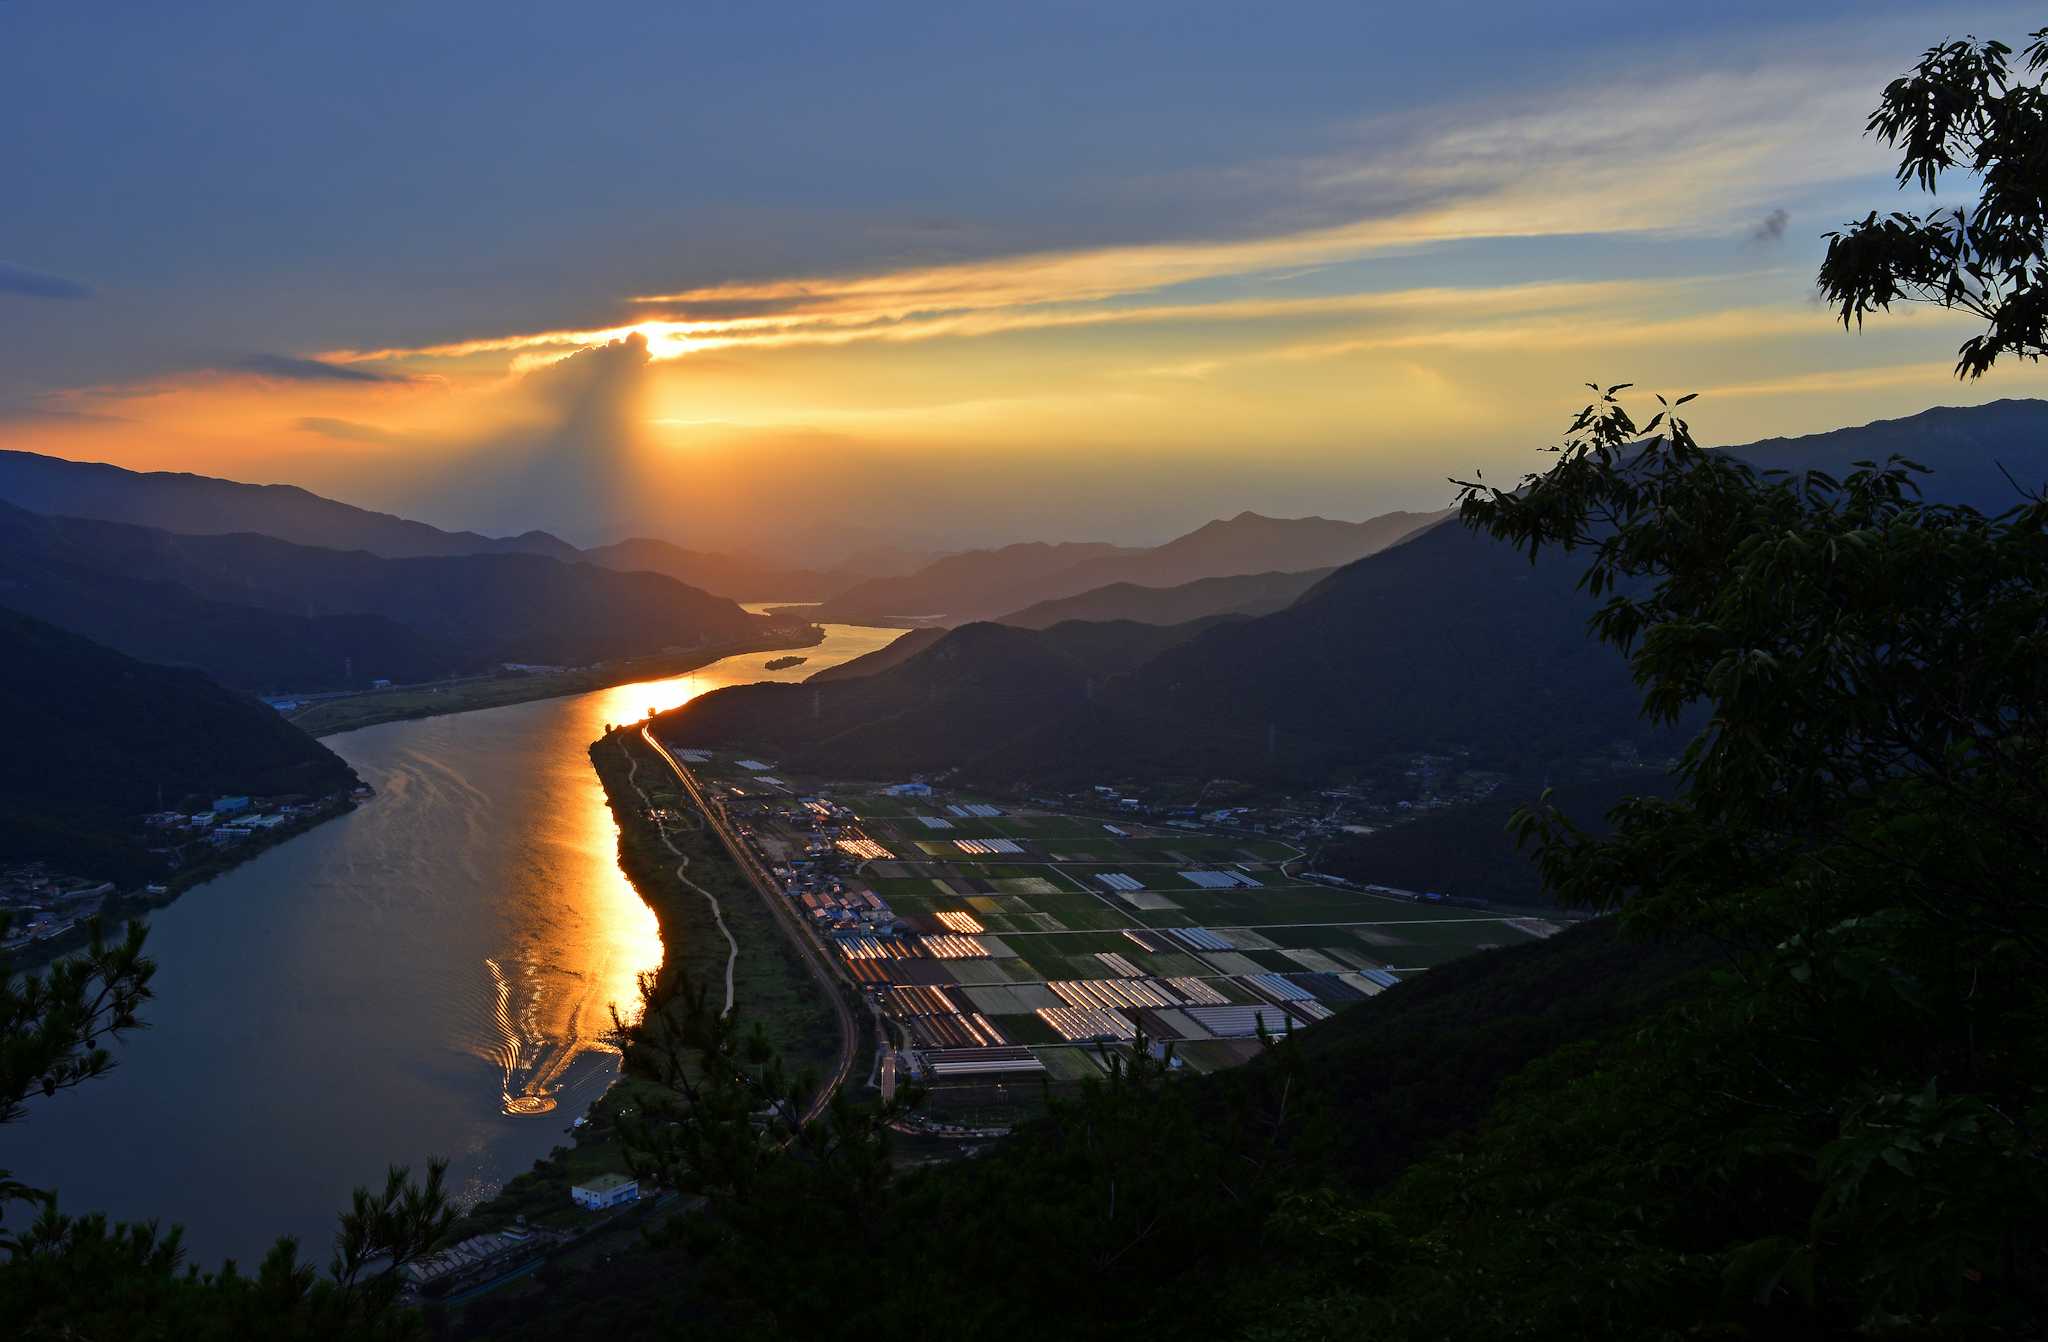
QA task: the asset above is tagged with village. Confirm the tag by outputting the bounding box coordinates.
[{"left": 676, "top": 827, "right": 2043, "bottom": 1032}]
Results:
[{"left": 663, "top": 747, "right": 1564, "bottom": 1127}]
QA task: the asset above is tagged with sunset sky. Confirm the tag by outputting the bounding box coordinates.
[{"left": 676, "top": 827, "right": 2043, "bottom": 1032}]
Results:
[{"left": 1, "top": 2, "right": 2035, "bottom": 555}]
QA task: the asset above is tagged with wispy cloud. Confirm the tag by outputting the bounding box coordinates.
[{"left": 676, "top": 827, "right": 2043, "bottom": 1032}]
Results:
[
  {"left": 318, "top": 61, "right": 1890, "bottom": 378},
  {"left": 237, "top": 354, "right": 411, "bottom": 384},
  {"left": 295, "top": 416, "right": 409, "bottom": 444},
  {"left": 0, "top": 261, "right": 92, "bottom": 300}
]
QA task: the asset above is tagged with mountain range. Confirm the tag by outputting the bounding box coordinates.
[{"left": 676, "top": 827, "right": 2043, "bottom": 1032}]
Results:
[
  {"left": 804, "top": 509, "right": 1448, "bottom": 626},
  {"left": 995, "top": 566, "right": 1332, "bottom": 629},
  {"left": 578, "top": 537, "right": 855, "bottom": 603},
  {"left": 660, "top": 400, "right": 2048, "bottom": 787},
  {"left": 0, "top": 449, "right": 581, "bottom": 562},
  {"left": 0, "top": 450, "right": 897, "bottom": 603},
  {"left": 0, "top": 503, "right": 771, "bottom": 693}
]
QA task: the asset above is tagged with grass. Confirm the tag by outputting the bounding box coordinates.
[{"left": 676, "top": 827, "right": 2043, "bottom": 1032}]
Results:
[
  {"left": 291, "top": 629, "right": 820, "bottom": 738},
  {"left": 452, "top": 730, "right": 840, "bottom": 1239},
  {"left": 594, "top": 731, "right": 839, "bottom": 1073}
]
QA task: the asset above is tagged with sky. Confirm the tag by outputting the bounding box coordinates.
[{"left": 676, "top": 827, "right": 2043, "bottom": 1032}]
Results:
[{"left": 0, "top": 2, "right": 2038, "bottom": 557}]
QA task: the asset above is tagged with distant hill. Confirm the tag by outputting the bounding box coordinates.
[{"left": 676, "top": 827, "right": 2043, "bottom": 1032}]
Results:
[
  {"left": 581, "top": 536, "right": 854, "bottom": 602},
  {"left": 0, "top": 449, "right": 579, "bottom": 560},
  {"left": 0, "top": 609, "right": 356, "bottom": 881},
  {"left": 805, "top": 510, "right": 1445, "bottom": 626},
  {"left": 662, "top": 401, "right": 2048, "bottom": 785},
  {"left": 831, "top": 542, "right": 949, "bottom": 579},
  {"left": 807, "top": 541, "right": 1144, "bottom": 625},
  {"left": 659, "top": 618, "right": 1229, "bottom": 777},
  {"left": 0, "top": 505, "right": 769, "bottom": 693},
  {"left": 662, "top": 521, "right": 1640, "bottom": 784},
  {"left": 804, "top": 627, "right": 947, "bottom": 683},
  {"left": 1051, "top": 509, "right": 1447, "bottom": 594},
  {"left": 996, "top": 567, "right": 1332, "bottom": 629},
  {"left": 1729, "top": 398, "right": 2048, "bottom": 509},
  {"left": 1314, "top": 772, "right": 1682, "bottom": 906}
]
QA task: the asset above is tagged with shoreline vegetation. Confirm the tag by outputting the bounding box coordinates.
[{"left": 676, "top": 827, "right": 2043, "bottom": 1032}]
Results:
[
  {"left": 289, "top": 624, "right": 826, "bottom": 738},
  {"left": 438, "top": 728, "right": 839, "bottom": 1296},
  {"left": 5, "top": 793, "right": 359, "bottom": 973},
  {"left": 11, "top": 624, "right": 824, "bottom": 975}
]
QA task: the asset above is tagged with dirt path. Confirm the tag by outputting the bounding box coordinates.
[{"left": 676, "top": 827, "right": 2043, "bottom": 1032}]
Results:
[
  {"left": 637, "top": 727, "right": 861, "bottom": 1125},
  {"left": 620, "top": 734, "right": 738, "bottom": 1015}
]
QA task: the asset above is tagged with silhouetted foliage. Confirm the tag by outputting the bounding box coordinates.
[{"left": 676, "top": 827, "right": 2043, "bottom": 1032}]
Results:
[
  {"left": 2, "top": 919, "right": 454, "bottom": 1339},
  {"left": 1822, "top": 27, "right": 2048, "bottom": 376}
]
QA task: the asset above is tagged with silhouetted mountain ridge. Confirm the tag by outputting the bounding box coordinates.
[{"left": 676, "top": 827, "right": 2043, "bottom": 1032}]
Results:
[
  {"left": 662, "top": 400, "right": 2048, "bottom": 784},
  {"left": 580, "top": 536, "right": 857, "bottom": 602},
  {"left": 0, "top": 450, "right": 580, "bottom": 560},
  {"left": 0, "top": 504, "right": 769, "bottom": 693},
  {"left": 996, "top": 567, "right": 1334, "bottom": 628},
  {"left": 0, "top": 608, "right": 357, "bottom": 881},
  {"left": 807, "top": 508, "right": 1446, "bottom": 626}
]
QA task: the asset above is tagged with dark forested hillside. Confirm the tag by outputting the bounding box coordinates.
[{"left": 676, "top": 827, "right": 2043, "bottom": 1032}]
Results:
[
  {"left": 806, "top": 540, "right": 1142, "bottom": 625},
  {"left": 0, "top": 504, "right": 770, "bottom": 691},
  {"left": 1730, "top": 398, "right": 2048, "bottom": 511},
  {"left": 663, "top": 402, "right": 2048, "bottom": 788},
  {"left": 0, "top": 609, "right": 356, "bottom": 879},
  {"left": 454, "top": 918, "right": 1715, "bottom": 1340},
  {"left": 1045, "top": 508, "right": 1446, "bottom": 594},
  {"left": 661, "top": 516, "right": 1659, "bottom": 783},
  {"left": 1316, "top": 772, "right": 1681, "bottom": 905},
  {"left": 0, "top": 449, "right": 578, "bottom": 560},
  {"left": 659, "top": 618, "right": 1229, "bottom": 777},
  {"left": 995, "top": 566, "right": 1330, "bottom": 628},
  {"left": 1110, "top": 517, "right": 1660, "bottom": 773},
  {"left": 806, "top": 509, "right": 1445, "bottom": 626},
  {"left": 802, "top": 626, "right": 946, "bottom": 682}
]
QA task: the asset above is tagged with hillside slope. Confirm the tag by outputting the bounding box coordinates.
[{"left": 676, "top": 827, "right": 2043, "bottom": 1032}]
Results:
[
  {"left": 457, "top": 917, "right": 1714, "bottom": 1340},
  {"left": 660, "top": 619, "right": 1229, "bottom": 776},
  {"left": 803, "top": 627, "right": 946, "bottom": 683},
  {"left": 0, "top": 609, "right": 357, "bottom": 879},
  {"left": 581, "top": 536, "right": 850, "bottom": 602},
  {"left": 1051, "top": 508, "right": 1446, "bottom": 594},
  {"left": 0, "top": 449, "right": 576, "bottom": 560},
  {"left": 996, "top": 566, "right": 1332, "bottom": 628},
  {"left": 664, "top": 402, "right": 2048, "bottom": 785},
  {"left": 806, "top": 541, "right": 1142, "bottom": 625},
  {"left": 0, "top": 505, "right": 769, "bottom": 691},
  {"left": 806, "top": 509, "right": 1445, "bottom": 626}
]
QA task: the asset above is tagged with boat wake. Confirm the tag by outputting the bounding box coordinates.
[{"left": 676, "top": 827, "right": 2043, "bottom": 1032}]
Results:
[{"left": 482, "top": 955, "right": 610, "bottom": 1116}]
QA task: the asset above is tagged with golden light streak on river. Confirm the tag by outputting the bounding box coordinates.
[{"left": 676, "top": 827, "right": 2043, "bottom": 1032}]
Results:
[
  {"left": 4, "top": 615, "right": 907, "bottom": 1264},
  {"left": 487, "top": 611, "right": 905, "bottom": 1116}
]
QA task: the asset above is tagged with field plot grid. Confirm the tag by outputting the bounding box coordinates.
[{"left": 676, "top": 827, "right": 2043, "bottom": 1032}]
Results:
[{"left": 715, "top": 780, "right": 1576, "bottom": 1102}]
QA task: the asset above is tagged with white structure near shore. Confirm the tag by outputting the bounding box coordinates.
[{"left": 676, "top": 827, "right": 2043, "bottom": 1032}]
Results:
[{"left": 570, "top": 1172, "right": 639, "bottom": 1210}]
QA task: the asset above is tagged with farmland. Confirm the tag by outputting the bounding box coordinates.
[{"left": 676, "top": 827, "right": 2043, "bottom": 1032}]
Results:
[{"left": 666, "top": 742, "right": 1568, "bottom": 1121}]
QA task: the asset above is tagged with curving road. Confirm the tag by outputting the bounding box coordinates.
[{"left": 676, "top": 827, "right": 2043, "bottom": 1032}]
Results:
[{"left": 638, "top": 726, "right": 860, "bottom": 1125}]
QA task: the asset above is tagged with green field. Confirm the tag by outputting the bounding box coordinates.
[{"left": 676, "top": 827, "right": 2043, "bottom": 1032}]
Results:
[{"left": 704, "top": 773, "right": 1565, "bottom": 1088}]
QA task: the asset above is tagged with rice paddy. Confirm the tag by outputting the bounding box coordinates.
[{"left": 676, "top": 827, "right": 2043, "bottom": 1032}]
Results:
[{"left": 676, "top": 753, "right": 1573, "bottom": 1090}]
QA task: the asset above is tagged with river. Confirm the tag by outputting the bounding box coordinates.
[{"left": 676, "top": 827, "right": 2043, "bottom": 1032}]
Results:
[{"left": 3, "top": 617, "right": 904, "bottom": 1266}]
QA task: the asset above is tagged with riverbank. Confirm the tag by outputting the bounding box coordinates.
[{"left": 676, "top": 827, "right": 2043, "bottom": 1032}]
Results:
[
  {"left": 445, "top": 727, "right": 839, "bottom": 1248},
  {"left": 289, "top": 625, "right": 826, "bottom": 738},
  {"left": 4, "top": 792, "right": 358, "bottom": 973}
]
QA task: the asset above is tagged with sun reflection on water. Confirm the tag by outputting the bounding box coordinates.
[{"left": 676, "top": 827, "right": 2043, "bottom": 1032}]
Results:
[{"left": 488, "top": 618, "right": 906, "bottom": 1117}]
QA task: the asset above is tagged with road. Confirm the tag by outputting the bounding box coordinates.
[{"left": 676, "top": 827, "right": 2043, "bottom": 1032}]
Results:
[
  {"left": 638, "top": 726, "right": 861, "bottom": 1126},
  {"left": 619, "top": 736, "right": 738, "bottom": 1014}
]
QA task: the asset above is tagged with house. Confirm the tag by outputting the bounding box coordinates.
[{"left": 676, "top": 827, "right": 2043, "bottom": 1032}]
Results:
[
  {"left": 212, "top": 796, "right": 251, "bottom": 815},
  {"left": 570, "top": 1172, "right": 640, "bottom": 1210},
  {"left": 883, "top": 782, "right": 932, "bottom": 797}
]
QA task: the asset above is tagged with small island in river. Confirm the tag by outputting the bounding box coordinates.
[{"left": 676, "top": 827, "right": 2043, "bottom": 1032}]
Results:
[{"left": 764, "top": 655, "right": 808, "bottom": 670}]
